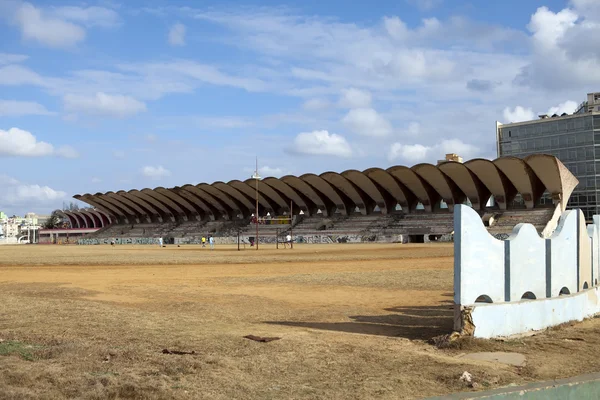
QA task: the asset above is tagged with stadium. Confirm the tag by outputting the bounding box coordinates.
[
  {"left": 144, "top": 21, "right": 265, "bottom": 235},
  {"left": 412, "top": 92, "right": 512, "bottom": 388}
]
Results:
[
  {"left": 39, "top": 154, "right": 577, "bottom": 246},
  {"left": 7, "top": 153, "right": 600, "bottom": 399}
]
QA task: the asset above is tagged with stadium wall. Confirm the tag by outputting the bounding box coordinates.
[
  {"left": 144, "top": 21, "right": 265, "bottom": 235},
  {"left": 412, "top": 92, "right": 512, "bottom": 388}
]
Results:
[
  {"left": 454, "top": 204, "right": 600, "bottom": 338},
  {"left": 76, "top": 233, "right": 411, "bottom": 245}
]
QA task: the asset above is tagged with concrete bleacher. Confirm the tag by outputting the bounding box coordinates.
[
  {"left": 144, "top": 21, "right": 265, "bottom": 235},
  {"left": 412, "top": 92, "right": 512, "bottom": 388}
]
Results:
[
  {"left": 487, "top": 208, "right": 556, "bottom": 235},
  {"left": 84, "top": 205, "right": 560, "bottom": 244}
]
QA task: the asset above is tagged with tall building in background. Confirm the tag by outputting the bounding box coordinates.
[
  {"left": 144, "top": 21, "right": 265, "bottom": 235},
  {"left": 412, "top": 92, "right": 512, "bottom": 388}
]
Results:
[{"left": 496, "top": 92, "right": 600, "bottom": 220}]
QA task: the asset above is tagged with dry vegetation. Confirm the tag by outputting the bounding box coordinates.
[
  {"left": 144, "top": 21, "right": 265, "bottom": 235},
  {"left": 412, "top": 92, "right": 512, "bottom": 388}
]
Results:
[{"left": 1, "top": 243, "right": 600, "bottom": 399}]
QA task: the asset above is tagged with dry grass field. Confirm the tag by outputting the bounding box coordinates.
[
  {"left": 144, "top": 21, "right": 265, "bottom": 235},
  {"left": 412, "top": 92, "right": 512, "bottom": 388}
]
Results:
[{"left": 2, "top": 243, "right": 600, "bottom": 399}]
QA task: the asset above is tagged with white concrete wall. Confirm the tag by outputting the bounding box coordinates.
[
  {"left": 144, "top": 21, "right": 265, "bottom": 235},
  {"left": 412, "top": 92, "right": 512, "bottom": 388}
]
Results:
[
  {"left": 549, "top": 210, "right": 578, "bottom": 298},
  {"left": 454, "top": 204, "right": 600, "bottom": 338},
  {"left": 454, "top": 205, "right": 504, "bottom": 305},
  {"left": 471, "top": 287, "right": 600, "bottom": 338},
  {"left": 507, "top": 224, "right": 545, "bottom": 301}
]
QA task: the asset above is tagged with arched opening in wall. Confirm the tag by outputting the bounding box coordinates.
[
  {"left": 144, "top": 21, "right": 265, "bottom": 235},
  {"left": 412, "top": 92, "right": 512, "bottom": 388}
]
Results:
[
  {"left": 559, "top": 287, "right": 571, "bottom": 296},
  {"left": 583, "top": 282, "right": 589, "bottom": 289},
  {"left": 521, "top": 291, "right": 536, "bottom": 300},
  {"left": 408, "top": 235, "right": 424, "bottom": 243},
  {"left": 428, "top": 235, "right": 440, "bottom": 242},
  {"left": 475, "top": 295, "right": 493, "bottom": 304}
]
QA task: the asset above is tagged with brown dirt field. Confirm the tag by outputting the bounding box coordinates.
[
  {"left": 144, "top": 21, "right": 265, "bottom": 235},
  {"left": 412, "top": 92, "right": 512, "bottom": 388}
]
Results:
[{"left": 1, "top": 243, "right": 600, "bottom": 399}]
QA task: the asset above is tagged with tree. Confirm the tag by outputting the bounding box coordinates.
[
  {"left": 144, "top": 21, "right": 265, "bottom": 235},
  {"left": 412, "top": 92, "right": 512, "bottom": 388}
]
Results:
[
  {"left": 62, "top": 201, "right": 80, "bottom": 211},
  {"left": 43, "top": 211, "right": 62, "bottom": 229}
]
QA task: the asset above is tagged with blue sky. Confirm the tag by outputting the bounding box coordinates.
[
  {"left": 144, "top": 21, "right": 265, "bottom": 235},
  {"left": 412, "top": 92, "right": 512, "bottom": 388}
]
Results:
[{"left": 0, "top": 0, "right": 598, "bottom": 215}]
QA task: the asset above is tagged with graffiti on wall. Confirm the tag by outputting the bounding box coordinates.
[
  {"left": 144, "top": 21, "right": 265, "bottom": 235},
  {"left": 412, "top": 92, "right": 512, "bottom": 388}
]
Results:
[{"left": 78, "top": 237, "right": 160, "bottom": 245}]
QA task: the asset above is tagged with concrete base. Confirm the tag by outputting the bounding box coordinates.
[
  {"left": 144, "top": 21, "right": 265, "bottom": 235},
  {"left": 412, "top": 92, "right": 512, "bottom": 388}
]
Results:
[{"left": 456, "top": 286, "right": 600, "bottom": 338}]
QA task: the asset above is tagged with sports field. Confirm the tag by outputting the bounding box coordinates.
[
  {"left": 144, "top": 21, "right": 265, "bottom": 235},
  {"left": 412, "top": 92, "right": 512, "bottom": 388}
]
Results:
[{"left": 2, "top": 243, "right": 600, "bottom": 399}]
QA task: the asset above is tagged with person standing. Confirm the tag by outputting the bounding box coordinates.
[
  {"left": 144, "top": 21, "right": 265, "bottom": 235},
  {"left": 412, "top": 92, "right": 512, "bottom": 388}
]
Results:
[
  {"left": 209, "top": 236, "right": 214, "bottom": 250},
  {"left": 285, "top": 233, "right": 292, "bottom": 249},
  {"left": 158, "top": 237, "right": 163, "bottom": 247},
  {"left": 201, "top": 236, "right": 206, "bottom": 248}
]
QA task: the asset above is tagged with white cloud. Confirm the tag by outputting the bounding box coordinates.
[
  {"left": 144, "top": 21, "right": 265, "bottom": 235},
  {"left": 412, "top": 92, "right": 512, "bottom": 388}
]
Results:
[
  {"left": 289, "top": 130, "right": 352, "bottom": 157},
  {"left": 55, "top": 145, "right": 79, "bottom": 159},
  {"left": 145, "top": 134, "right": 158, "bottom": 142},
  {"left": 0, "top": 127, "right": 78, "bottom": 158},
  {"left": 193, "top": 9, "right": 522, "bottom": 95},
  {"left": 406, "top": 0, "right": 443, "bottom": 11},
  {"left": 0, "top": 65, "right": 45, "bottom": 86},
  {"left": 438, "top": 139, "right": 479, "bottom": 159},
  {"left": 401, "top": 122, "right": 421, "bottom": 137},
  {"left": 141, "top": 165, "right": 171, "bottom": 179},
  {"left": 52, "top": 5, "right": 120, "bottom": 28},
  {"left": 112, "top": 150, "right": 126, "bottom": 159},
  {"left": 516, "top": 5, "right": 600, "bottom": 89},
  {"left": 503, "top": 100, "right": 579, "bottom": 123},
  {"left": 15, "top": 184, "right": 66, "bottom": 201},
  {"left": 63, "top": 92, "right": 147, "bottom": 118},
  {"left": 168, "top": 22, "right": 186, "bottom": 46},
  {"left": 303, "top": 98, "right": 331, "bottom": 111},
  {"left": 0, "top": 127, "right": 54, "bottom": 157},
  {"left": 528, "top": 7, "right": 577, "bottom": 50},
  {"left": 0, "top": 174, "right": 66, "bottom": 211},
  {"left": 117, "top": 60, "right": 267, "bottom": 94},
  {"left": 342, "top": 108, "right": 393, "bottom": 137},
  {"left": 338, "top": 88, "right": 372, "bottom": 108},
  {"left": 388, "top": 139, "right": 479, "bottom": 163},
  {"left": 0, "top": 100, "right": 54, "bottom": 117},
  {"left": 388, "top": 143, "right": 430, "bottom": 163},
  {"left": 259, "top": 166, "right": 284, "bottom": 177},
  {"left": 547, "top": 100, "right": 578, "bottom": 116},
  {"left": 503, "top": 106, "right": 535, "bottom": 123},
  {"left": 0, "top": 53, "right": 28, "bottom": 65},
  {"left": 244, "top": 165, "right": 286, "bottom": 177},
  {"left": 91, "top": 177, "right": 102, "bottom": 183},
  {"left": 14, "top": 2, "right": 86, "bottom": 48}
]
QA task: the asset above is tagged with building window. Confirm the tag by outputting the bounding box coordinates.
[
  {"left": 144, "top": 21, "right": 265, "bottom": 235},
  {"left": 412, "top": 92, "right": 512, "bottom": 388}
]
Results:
[
  {"left": 587, "top": 163, "right": 595, "bottom": 173},
  {"left": 587, "top": 148, "right": 594, "bottom": 159}
]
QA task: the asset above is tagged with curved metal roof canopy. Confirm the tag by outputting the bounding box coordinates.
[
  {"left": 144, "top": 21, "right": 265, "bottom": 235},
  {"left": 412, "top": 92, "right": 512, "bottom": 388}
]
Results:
[{"left": 75, "top": 155, "right": 578, "bottom": 221}]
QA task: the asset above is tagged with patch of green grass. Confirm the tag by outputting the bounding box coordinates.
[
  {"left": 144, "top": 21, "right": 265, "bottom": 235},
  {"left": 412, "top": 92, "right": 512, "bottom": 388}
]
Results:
[{"left": 0, "top": 341, "right": 37, "bottom": 361}]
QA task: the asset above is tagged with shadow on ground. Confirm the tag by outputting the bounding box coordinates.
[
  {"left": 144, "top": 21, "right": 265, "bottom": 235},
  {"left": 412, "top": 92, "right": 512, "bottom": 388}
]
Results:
[{"left": 265, "top": 301, "right": 454, "bottom": 340}]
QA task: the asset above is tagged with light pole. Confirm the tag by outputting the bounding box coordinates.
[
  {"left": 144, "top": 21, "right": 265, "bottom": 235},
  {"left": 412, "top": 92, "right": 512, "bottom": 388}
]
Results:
[{"left": 252, "top": 158, "right": 261, "bottom": 250}]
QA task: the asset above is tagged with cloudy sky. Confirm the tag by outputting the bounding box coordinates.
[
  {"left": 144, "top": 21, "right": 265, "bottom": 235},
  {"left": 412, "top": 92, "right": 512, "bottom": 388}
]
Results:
[{"left": 0, "top": 0, "right": 598, "bottom": 215}]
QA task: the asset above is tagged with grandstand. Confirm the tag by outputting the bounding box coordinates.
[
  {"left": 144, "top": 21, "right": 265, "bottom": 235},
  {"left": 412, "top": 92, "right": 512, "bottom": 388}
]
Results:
[{"left": 53, "top": 154, "right": 577, "bottom": 244}]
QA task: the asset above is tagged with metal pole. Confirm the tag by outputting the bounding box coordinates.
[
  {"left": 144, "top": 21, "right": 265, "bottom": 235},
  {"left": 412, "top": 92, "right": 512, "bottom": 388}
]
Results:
[
  {"left": 290, "top": 200, "right": 293, "bottom": 249},
  {"left": 255, "top": 157, "right": 259, "bottom": 250}
]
